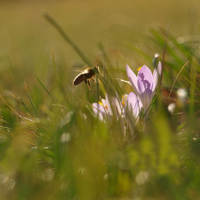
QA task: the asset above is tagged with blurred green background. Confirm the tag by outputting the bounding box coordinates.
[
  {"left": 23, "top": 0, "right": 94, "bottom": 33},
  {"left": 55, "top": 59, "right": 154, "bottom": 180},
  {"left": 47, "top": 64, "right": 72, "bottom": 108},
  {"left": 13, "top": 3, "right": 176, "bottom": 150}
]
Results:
[
  {"left": 0, "top": 0, "right": 199, "bottom": 91},
  {"left": 0, "top": 0, "right": 200, "bottom": 199}
]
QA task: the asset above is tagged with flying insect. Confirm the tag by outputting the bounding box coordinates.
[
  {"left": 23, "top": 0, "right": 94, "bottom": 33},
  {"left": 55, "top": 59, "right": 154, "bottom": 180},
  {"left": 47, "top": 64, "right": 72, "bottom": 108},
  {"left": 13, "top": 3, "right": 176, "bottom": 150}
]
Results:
[{"left": 73, "top": 65, "right": 99, "bottom": 90}]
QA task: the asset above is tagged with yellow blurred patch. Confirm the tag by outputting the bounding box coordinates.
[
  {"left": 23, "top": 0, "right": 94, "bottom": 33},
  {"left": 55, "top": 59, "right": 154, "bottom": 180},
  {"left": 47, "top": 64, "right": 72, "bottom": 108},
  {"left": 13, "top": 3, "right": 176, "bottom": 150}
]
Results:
[{"left": 122, "top": 94, "right": 127, "bottom": 107}]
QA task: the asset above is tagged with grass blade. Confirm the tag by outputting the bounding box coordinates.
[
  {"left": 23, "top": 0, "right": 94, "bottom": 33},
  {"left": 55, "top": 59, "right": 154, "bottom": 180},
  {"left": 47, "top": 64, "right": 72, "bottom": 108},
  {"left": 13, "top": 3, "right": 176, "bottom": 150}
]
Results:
[
  {"left": 168, "top": 60, "right": 189, "bottom": 99},
  {"left": 10, "top": 92, "right": 36, "bottom": 118},
  {"left": 24, "top": 82, "right": 41, "bottom": 118},
  {"left": 52, "top": 50, "right": 57, "bottom": 78},
  {"left": 43, "top": 13, "right": 92, "bottom": 67},
  {"left": 34, "top": 74, "right": 55, "bottom": 101},
  {"left": 0, "top": 94, "right": 28, "bottom": 121}
]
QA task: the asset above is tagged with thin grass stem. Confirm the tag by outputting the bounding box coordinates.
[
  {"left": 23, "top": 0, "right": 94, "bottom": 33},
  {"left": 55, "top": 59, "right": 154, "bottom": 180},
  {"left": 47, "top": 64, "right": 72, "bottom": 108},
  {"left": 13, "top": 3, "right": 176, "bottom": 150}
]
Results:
[
  {"left": 24, "top": 82, "right": 41, "bottom": 118},
  {"left": 34, "top": 74, "right": 55, "bottom": 101},
  {"left": 43, "top": 13, "right": 92, "bottom": 67},
  {"left": 168, "top": 61, "right": 189, "bottom": 99}
]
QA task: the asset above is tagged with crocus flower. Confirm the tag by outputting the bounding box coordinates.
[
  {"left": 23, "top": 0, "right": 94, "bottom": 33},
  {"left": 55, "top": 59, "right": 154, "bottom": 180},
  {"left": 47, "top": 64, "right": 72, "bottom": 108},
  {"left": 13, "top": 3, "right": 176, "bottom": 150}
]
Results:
[
  {"left": 126, "top": 62, "right": 162, "bottom": 112},
  {"left": 125, "top": 92, "right": 142, "bottom": 120},
  {"left": 92, "top": 94, "right": 129, "bottom": 122},
  {"left": 112, "top": 94, "right": 127, "bottom": 117},
  {"left": 93, "top": 92, "right": 142, "bottom": 123},
  {"left": 92, "top": 94, "right": 113, "bottom": 121}
]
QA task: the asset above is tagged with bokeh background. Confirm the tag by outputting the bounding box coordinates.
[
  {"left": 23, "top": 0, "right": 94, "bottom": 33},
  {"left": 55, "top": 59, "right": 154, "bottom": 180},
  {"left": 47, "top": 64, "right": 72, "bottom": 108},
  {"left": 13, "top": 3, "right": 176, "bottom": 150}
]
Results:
[
  {"left": 0, "top": 0, "right": 199, "bottom": 90},
  {"left": 1, "top": 0, "right": 200, "bottom": 74},
  {"left": 1, "top": 0, "right": 200, "bottom": 199}
]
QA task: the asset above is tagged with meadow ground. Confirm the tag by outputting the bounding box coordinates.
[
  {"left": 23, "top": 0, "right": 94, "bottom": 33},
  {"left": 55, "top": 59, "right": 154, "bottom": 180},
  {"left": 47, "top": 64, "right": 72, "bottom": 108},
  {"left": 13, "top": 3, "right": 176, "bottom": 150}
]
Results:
[{"left": 0, "top": 0, "right": 200, "bottom": 199}]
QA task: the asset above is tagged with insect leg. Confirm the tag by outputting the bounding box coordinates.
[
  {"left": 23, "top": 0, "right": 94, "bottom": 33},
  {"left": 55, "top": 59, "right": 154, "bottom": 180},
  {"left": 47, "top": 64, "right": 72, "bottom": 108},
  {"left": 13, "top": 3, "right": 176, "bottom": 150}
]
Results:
[
  {"left": 91, "top": 78, "right": 96, "bottom": 84},
  {"left": 87, "top": 79, "right": 91, "bottom": 90}
]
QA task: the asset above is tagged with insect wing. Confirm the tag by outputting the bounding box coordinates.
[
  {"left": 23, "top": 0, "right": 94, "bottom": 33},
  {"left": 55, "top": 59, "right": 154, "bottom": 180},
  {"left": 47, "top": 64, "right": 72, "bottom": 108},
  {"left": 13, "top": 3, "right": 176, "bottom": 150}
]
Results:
[
  {"left": 73, "top": 73, "right": 86, "bottom": 85},
  {"left": 73, "top": 69, "right": 91, "bottom": 85},
  {"left": 73, "top": 67, "right": 97, "bottom": 87}
]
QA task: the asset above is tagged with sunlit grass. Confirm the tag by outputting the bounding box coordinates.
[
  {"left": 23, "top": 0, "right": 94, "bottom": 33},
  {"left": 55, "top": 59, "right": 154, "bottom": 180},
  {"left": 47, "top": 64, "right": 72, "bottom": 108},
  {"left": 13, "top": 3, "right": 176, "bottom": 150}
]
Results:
[{"left": 0, "top": 1, "right": 200, "bottom": 199}]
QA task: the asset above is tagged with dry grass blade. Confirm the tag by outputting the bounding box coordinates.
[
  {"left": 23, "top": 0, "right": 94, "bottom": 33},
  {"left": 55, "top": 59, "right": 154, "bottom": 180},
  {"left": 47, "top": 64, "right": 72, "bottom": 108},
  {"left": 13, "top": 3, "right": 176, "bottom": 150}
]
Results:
[
  {"left": 24, "top": 82, "right": 41, "bottom": 117},
  {"left": 0, "top": 94, "right": 30, "bottom": 121},
  {"left": 168, "top": 60, "right": 189, "bottom": 99}
]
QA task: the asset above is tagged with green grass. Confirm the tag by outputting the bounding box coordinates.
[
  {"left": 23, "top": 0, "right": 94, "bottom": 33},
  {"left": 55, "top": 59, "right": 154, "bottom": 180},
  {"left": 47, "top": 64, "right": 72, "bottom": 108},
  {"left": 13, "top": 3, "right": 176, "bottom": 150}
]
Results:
[{"left": 1, "top": 1, "right": 200, "bottom": 199}]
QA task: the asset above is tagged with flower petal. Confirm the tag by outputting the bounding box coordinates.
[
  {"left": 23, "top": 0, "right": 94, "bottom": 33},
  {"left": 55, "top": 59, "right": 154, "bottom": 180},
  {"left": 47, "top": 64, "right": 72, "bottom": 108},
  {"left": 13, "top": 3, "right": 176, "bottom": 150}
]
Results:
[
  {"left": 157, "top": 61, "right": 162, "bottom": 75},
  {"left": 102, "top": 94, "right": 113, "bottom": 115},
  {"left": 152, "top": 68, "right": 158, "bottom": 92},
  {"left": 126, "top": 64, "right": 139, "bottom": 94},
  {"left": 112, "top": 97, "right": 121, "bottom": 115},
  {"left": 137, "top": 65, "right": 153, "bottom": 94},
  {"left": 152, "top": 61, "right": 162, "bottom": 98},
  {"left": 126, "top": 92, "right": 140, "bottom": 119},
  {"left": 137, "top": 65, "right": 154, "bottom": 109},
  {"left": 92, "top": 103, "right": 104, "bottom": 121}
]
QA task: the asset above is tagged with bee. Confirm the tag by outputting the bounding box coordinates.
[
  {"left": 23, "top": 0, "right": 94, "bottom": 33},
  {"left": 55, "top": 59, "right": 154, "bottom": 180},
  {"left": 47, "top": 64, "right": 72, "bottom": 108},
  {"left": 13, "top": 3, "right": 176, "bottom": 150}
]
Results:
[{"left": 73, "top": 65, "right": 99, "bottom": 90}]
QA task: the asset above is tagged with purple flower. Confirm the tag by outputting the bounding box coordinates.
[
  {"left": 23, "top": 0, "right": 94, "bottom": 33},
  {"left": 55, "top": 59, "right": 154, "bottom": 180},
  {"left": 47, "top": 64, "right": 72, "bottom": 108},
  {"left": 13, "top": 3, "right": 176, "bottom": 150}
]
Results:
[
  {"left": 92, "top": 93, "right": 142, "bottom": 124},
  {"left": 126, "top": 92, "right": 142, "bottom": 120},
  {"left": 126, "top": 62, "right": 162, "bottom": 112}
]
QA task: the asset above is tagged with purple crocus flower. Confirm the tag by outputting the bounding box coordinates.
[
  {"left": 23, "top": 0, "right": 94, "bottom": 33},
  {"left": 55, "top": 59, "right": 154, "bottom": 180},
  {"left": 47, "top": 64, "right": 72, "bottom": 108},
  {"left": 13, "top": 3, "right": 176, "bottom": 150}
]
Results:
[
  {"left": 126, "top": 62, "right": 162, "bottom": 112},
  {"left": 92, "top": 92, "right": 142, "bottom": 123},
  {"left": 126, "top": 92, "right": 142, "bottom": 120}
]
